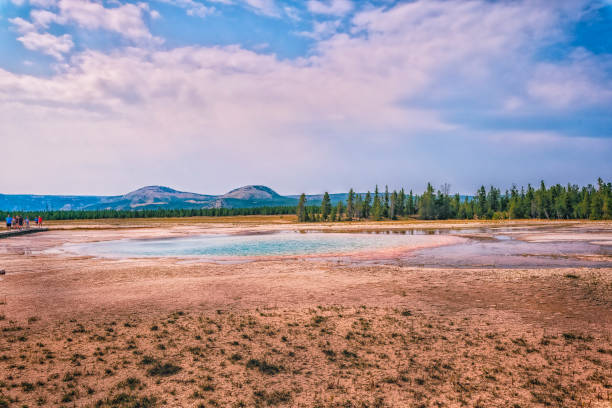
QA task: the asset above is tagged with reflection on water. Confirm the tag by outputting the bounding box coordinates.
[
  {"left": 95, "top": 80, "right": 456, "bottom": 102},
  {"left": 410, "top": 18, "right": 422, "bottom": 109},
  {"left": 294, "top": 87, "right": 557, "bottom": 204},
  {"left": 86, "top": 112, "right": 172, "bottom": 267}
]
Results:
[
  {"left": 64, "top": 226, "right": 612, "bottom": 268},
  {"left": 356, "top": 226, "right": 612, "bottom": 268},
  {"left": 398, "top": 239, "right": 611, "bottom": 268}
]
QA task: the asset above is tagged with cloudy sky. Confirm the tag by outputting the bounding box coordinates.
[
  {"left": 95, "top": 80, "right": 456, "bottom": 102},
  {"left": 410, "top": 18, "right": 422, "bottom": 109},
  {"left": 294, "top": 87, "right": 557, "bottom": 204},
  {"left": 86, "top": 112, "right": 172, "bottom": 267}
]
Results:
[{"left": 1, "top": 0, "right": 611, "bottom": 196}]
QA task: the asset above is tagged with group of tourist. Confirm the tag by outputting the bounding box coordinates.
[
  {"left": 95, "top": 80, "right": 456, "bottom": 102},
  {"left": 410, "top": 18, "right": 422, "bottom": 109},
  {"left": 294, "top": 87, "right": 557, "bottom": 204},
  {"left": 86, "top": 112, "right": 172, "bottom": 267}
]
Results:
[{"left": 5, "top": 215, "right": 43, "bottom": 230}]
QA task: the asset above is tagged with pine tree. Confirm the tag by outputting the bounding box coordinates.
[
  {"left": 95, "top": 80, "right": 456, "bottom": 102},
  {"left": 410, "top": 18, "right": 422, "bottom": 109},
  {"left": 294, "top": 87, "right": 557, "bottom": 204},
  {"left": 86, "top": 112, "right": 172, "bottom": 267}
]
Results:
[
  {"left": 390, "top": 190, "right": 398, "bottom": 219},
  {"left": 335, "top": 201, "right": 344, "bottom": 222},
  {"left": 523, "top": 185, "right": 533, "bottom": 218},
  {"left": 418, "top": 183, "right": 436, "bottom": 220},
  {"left": 346, "top": 189, "right": 355, "bottom": 220},
  {"left": 355, "top": 194, "right": 364, "bottom": 219},
  {"left": 398, "top": 188, "right": 406, "bottom": 216},
  {"left": 603, "top": 195, "right": 611, "bottom": 220},
  {"left": 297, "top": 193, "right": 307, "bottom": 222},
  {"left": 576, "top": 188, "right": 590, "bottom": 219},
  {"left": 321, "top": 192, "right": 331, "bottom": 221},
  {"left": 509, "top": 198, "right": 521, "bottom": 219},
  {"left": 364, "top": 191, "right": 371, "bottom": 218},
  {"left": 458, "top": 199, "right": 470, "bottom": 219},
  {"left": 535, "top": 181, "right": 550, "bottom": 219},
  {"left": 590, "top": 193, "right": 603, "bottom": 220},
  {"left": 476, "top": 186, "right": 487, "bottom": 218},
  {"left": 372, "top": 186, "right": 382, "bottom": 220},
  {"left": 383, "top": 185, "right": 390, "bottom": 218},
  {"left": 407, "top": 190, "right": 414, "bottom": 215},
  {"left": 451, "top": 193, "right": 460, "bottom": 218}
]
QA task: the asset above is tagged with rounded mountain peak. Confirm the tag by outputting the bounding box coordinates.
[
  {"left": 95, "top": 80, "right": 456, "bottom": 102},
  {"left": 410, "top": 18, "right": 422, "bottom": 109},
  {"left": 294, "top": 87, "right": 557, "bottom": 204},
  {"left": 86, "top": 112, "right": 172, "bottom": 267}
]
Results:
[
  {"left": 123, "top": 186, "right": 180, "bottom": 199},
  {"left": 221, "top": 185, "right": 280, "bottom": 200}
]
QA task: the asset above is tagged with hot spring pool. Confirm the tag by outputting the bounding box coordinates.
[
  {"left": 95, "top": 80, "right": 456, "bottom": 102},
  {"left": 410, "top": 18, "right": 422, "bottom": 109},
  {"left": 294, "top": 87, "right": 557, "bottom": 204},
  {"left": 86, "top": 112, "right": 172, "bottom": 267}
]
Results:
[
  {"left": 63, "top": 231, "right": 457, "bottom": 259},
  {"left": 57, "top": 227, "right": 612, "bottom": 267}
]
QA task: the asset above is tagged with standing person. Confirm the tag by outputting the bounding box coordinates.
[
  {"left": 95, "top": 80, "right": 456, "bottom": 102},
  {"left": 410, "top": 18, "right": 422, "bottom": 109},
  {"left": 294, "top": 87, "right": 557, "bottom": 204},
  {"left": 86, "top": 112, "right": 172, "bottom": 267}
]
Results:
[
  {"left": 5, "top": 214, "right": 11, "bottom": 230},
  {"left": 25, "top": 217, "right": 29, "bottom": 229},
  {"left": 18, "top": 215, "right": 23, "bottom": 230},
  {"left": 38, "top": 215, "right": 43, "bottom": 228}
]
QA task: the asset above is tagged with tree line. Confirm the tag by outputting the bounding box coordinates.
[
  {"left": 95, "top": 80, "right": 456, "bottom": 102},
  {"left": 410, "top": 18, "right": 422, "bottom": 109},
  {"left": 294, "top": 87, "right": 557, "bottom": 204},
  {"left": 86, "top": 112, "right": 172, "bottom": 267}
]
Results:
[
  {"left": 0, "top": 206, "right": 295, "bottom": 221},
  {"left": 2, "top": 178, "right": 609, "bottom": 221},
  {"left": 297, "top": 178, "right": 612, "bottom": 221}
]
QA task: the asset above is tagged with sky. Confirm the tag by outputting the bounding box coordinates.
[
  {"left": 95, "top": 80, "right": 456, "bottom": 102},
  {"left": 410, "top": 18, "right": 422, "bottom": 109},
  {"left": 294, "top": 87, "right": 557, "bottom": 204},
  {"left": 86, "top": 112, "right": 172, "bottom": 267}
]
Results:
[{"left": 0, "top": 0, "right": 611, "bottom": 196}]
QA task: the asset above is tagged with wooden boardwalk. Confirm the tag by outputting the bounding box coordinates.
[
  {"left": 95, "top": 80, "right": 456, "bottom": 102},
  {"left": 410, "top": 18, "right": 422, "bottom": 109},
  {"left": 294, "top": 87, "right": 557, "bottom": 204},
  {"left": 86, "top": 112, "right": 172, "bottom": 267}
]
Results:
[{"left": 0, "top": 228, "right": 48, "bottom": 239}]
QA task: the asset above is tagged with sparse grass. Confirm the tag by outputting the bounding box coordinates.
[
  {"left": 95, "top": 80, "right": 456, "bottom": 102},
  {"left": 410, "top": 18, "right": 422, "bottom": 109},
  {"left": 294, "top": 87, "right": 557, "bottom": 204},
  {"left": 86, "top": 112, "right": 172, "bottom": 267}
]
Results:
[
  {"left": 1, "top": 290, "right": 610, "bottom": 407},
  {"left": 246, "top": 359, "right": 282, "bottom": 375},
  {"left": 146, "top": 362, "right": 182, "bottom": 377},
  {"left": 253, "top": 389, "right": 292, "bottom": 405},
  {"left": 20, "top": 382, "right": 35, "bottom": 392},
  {"left": 140, "top": 355, "right": 157, "bottom": 365},
  {"left": 95, "top": 393, "right": 157, "bottom": 408},
  {"left": 117, "top": 377, "right": 142, "bottom": 391},
  {"left": 61, "top": 390, "right": 77, "bottom": 402}
]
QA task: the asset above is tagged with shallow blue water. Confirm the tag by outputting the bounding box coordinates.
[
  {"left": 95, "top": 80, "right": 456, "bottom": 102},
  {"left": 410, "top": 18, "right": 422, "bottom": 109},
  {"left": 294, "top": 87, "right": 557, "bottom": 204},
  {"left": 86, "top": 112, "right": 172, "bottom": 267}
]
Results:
[
  {"left": 67, "top": 231, "right": 436, "bottom": 259},
  {"left": 62, "top": 228, "right": 612, "bottom": 267}
]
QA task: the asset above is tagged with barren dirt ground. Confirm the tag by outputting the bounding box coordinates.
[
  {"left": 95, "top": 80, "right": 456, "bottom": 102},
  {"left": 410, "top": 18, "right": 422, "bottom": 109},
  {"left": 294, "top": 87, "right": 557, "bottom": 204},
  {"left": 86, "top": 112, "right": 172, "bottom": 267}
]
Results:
[{"left": 0, "top": 218, "right": 611, "bottom": 407}]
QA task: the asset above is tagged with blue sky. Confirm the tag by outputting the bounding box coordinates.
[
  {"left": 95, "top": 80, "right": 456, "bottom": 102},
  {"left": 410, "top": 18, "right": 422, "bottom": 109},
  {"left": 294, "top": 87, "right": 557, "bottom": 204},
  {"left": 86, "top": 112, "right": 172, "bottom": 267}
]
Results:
[{"left": 0, "top": 0, "right": 611, "bottom": 195}]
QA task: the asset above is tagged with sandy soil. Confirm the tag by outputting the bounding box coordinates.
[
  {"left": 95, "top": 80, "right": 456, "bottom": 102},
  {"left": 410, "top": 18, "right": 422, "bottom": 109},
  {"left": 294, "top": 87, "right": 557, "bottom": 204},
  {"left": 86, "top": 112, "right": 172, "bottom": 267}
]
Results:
[{"left": 0, "top": 218, "right": 611, "bottom": 407}]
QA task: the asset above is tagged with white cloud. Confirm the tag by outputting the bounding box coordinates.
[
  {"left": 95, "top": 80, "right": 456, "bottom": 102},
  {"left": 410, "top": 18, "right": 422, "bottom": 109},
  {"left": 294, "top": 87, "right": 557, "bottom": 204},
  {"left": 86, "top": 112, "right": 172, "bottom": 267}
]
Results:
[
  {"left": 527, "top": 50, "right": 612, "bottom": 109},
  {"left": 11, "top": 0, "right": 157, "bottom": 59},
  {"left": 45, "top": 0, "right": 158, "bottom": 42},
  {"left": 160, "top": 0, "right": 280, "bottom": 18},
  {"left": 9, "top": 16, "right": 36, "bottom": 33},
  {"left": 283, "top": 5, "right": 300, "bottom": 21},
  {"left": 240, "top": 0, "right": 279, "bottom": 17},
  {"left": 15, "top": 31, "right": 73, "bottom": 59},
  {"left": 10, "top": 16, "right": 73, "bottom": 60},
  {"left": 0, "top": 0, "right": 610, "bottom": 194},
  {"left": 297, "top": 20, "right": 341, "bottom": 40},
  {"left": 307, "top": 0, "right": 353, "bottom": 16},
  {"left": 30, "top": 0, "right": 57, "bottom": 7},
  {"left": 30, "top": 9, "right": 59, "bottom": 28},
  {"left": 156, "top": 0, "right": 213, "bottom": 18}
]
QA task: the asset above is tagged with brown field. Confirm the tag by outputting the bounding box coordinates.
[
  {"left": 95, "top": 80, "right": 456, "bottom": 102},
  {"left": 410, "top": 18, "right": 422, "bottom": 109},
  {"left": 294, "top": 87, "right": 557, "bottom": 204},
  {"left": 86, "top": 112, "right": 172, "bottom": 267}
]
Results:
[{"left": 0, "top": 218, "right": 611, "bottom": 407}]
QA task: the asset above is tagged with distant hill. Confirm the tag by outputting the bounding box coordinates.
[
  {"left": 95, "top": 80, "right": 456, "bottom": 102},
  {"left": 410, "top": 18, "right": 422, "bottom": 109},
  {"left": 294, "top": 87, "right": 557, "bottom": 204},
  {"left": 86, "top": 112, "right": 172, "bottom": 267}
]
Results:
[
  {"left": 84, "top": 186, "right": 217, "bottom": 211},
  {"left": 0, "top": 185, "right": 298, "bottom": 211},
  {"left": 215, "top": 186, "right": 297, "bottom": 208},
  {"left": 0, "top": 194, "right": 105, "bottom": 212},
  {"left": 0, "top": 186, "right": 471, "bottom": 212}
]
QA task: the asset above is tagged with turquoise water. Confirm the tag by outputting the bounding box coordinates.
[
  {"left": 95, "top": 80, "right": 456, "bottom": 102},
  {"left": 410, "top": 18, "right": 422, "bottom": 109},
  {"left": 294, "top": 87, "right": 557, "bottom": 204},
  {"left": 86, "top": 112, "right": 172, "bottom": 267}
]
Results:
[
  {"left": 66, "top": 231, "right": 440, "bottom": 259},
  {"left": 60, "top": 228, "right": 612, "bottom": 267}
]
